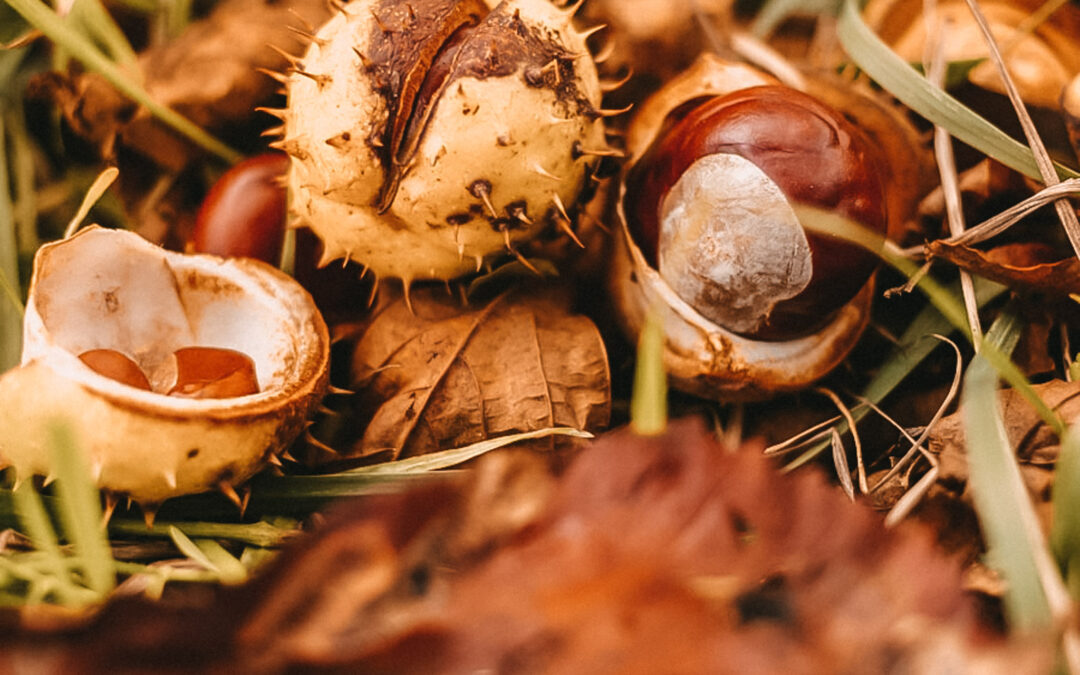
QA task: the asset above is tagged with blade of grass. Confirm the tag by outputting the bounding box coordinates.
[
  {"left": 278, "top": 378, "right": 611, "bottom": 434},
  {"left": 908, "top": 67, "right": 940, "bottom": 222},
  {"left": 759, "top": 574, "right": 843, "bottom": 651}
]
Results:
[
  {"left": 167, "top": 527, "right": 246, "bottom": 583},
  {"left": 9, "top": 481, "right": 89, "bottom": 605},
  {"left": 11, "top": 481, "right": 61, "bottom": 559},
  {"left": 926, "top": 28, "right": 982, "bottom": 347},
  {"left": 48, "top": 421, "right": 114, "bottom": 596},
  {"left": 751, "top": 0, "right": 840, "bottom": 37},
  {"left": 782, "top": 284, "right": 1006, "bottom": 471},
  {"left": 168, "top": 525, "right": 216, "bottom": 570},
  {"left": 108, "top": 518, "right": 297, "bottom": 548},
  {"left": 836, "top": 0, "right": 1079, "bottom": 182},
  {"left": 347, "top": 427, "right": 592, "bottom": 475},
  {"left": 630, "top": 307, "right": 667, "bottom": 436},
  {"left": 1052, "top": 427, "right": 1080, "bottom": 599},
  {"left": 68, "top": 0, "right": 137, "bottom": 67},
  {"left": 247, "top": 471, "right": 450, "bottom": 507},
  {"left": 0, "top": 109, "right": 22, "bottom": 372},
  {"left": 193, "top": 539, "right": 247, "bottom": 584},
  {"left": 959, "top": 0, "right": 1080, "bottom": 261},
  {"left": 3, "top": 0, "right": 242, "bottom": 163},
  {"left": 798, "top": 204, "right": 1065, "bottom": 436},
  {"left": 62, "top": 166, "right": 118, "bottom": 238},
  {"left": 7, "top": 105, "right": 39, "bottom": 254},
  {"left": 963, "top": 356, "right": 1057, "bottom": 633}
]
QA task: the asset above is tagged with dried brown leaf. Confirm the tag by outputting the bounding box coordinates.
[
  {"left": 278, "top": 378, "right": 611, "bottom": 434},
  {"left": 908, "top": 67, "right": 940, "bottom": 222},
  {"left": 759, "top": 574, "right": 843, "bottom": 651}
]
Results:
[
  {"left": 908, "top": 379, "right": 1080, "bottom": 559},
  {"left": 927, "top": 240, "right": 1080, "bottom": 297},
  {"left": 30, "top": 0, "right": 331, "bottom": 170},
  {"left": 328, "top": 284, "right": 610, "bottom": 463},
  {"left": 4, "top": 419, "right": 1046, "bottom": 673}
]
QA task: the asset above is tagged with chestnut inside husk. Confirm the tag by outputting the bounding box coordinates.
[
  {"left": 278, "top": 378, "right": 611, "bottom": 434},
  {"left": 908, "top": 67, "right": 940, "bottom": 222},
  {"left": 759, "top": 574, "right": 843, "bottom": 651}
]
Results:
[
  {"left": 607, "top": 55, "right": 884, "bottom": 401},
  {"left": 624, "top": 85, "right": 888, "bottom": 339}
]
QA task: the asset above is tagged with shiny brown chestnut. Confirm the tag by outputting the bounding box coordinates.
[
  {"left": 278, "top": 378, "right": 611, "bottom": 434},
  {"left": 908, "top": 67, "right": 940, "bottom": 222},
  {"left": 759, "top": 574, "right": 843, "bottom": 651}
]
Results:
[
  {"left": 192, "top": 153, "right": 289, "bottom": 264},
  {"left": 79, "top": 349, "right": 152, "bottom": 391},
  {"left": 625, "top": 85, "right": 888, "bottom": 339},
  {"left": 168, "top": 346, "right": 260, "bottom": 399}
]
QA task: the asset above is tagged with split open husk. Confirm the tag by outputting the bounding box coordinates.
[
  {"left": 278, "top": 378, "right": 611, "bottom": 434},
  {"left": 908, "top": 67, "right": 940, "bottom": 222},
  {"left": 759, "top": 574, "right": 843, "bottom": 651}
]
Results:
[
  {"left": 0, "top": 227, "right": 330, "bottom": 505},
  {"left": 609, "top": 55, "right": 875, "bottom": 401}
]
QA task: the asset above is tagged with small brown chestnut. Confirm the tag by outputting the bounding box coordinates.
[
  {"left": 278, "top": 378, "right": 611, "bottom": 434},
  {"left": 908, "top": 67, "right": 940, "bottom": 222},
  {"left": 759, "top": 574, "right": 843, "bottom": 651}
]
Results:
[
  {"left": 79, "top": 349, "right": 152, "bottom": 391},
  {"left": 168, "top": 346, "right": 259, "bottom": 399},
  {"left": 191, "top": 153, "right": 290, "bottom": 264},
  {"left": 624, "top": 85, "right": 888, "bottom": 339}
]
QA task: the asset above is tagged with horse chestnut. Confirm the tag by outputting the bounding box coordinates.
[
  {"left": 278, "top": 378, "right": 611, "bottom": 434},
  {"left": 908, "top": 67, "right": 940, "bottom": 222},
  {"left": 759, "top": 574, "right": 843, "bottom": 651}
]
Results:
[
  {"left": 625, "top": 85, "right": 888, "bottom": 339},
  {"left": 192, "top": 152, "right": 289, "bottom": 264}
]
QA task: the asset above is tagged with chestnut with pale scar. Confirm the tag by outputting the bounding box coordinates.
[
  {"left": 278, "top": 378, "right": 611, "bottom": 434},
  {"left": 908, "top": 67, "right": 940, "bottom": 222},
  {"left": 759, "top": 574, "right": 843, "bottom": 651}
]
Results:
[
  {"left": 610, "top": 56, "right": 896, "bottom": 400},
  {"left": 626, "top": 85, "right": 888, "bottom": 339}
]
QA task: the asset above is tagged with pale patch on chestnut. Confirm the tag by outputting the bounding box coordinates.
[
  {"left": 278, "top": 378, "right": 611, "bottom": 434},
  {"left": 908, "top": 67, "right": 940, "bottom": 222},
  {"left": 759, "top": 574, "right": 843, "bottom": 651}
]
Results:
[{"left": 658, "top": 153, "right": 811, "bottom": 335}]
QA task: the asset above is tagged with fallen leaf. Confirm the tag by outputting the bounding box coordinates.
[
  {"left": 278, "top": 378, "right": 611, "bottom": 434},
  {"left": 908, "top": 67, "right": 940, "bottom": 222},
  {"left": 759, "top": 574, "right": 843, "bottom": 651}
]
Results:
[
  {"left": 323, "top": 284, "right": 611, "bottom": 463},
  {"left": 29, "top": 0, "right": 331, "bottom": 170},
  {"left": 895, "top": 379, "right": 1080, "bottom": 565},
  {"left": 927, "top": 240, "right": 1080, "bottom": 298},
  {"left": 0, "top": 419, "right": 1047, "bottom": 673},
  {"left": 918, "top": 159, "right": 1030, "bottom": 224}
]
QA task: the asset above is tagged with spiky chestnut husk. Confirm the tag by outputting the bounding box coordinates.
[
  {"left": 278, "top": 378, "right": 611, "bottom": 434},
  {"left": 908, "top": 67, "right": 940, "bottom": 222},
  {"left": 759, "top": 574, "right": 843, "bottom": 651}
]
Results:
[
  {"left": 0, "top": 227, "right": 330, "bottom": 508},
  {"left": 608, "top": 55, "right": 876, "bottom": 401},
  {"left": 276, "top": 0, "right": 610, "bottom": 284}
]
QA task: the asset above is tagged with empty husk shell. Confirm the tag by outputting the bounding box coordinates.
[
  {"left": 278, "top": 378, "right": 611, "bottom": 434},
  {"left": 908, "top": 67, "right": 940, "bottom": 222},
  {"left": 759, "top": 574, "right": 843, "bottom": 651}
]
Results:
[{"left": 0, "top": 227, "right": 330, "bottom": 506}]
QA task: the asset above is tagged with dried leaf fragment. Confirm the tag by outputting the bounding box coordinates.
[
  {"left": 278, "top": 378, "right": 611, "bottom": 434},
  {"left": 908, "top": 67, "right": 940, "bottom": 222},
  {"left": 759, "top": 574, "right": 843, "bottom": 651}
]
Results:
[
  {"left": 927, "top": 240, "right": 1080, "bottom": 297},
  {"left": 325, "top": 284, "right": 610, "bottom": 463},
  {"left": 30, "top": 0, "right": 332, "bottom": 170},
  {"left": 3, "top": 420, "right": 1046, "bottom": 673}
]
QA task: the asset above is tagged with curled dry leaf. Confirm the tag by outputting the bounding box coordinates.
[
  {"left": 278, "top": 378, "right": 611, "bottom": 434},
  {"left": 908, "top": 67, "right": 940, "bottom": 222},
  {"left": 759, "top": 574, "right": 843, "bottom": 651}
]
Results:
[
  {"left": 2, "top": 419, "right": 1047, "bottom": 673},
  {"left": 927, "top": 240, "right": 1080, "bottom": 297},
  {"left": 928, "top": 379, "right": 1080, "bottom": 500},
  {"left": 864, "top": 0, "right": 1080, "bottom": 109},
  {"left": 310, "top": 284, "right": 610, "bottom": 464},
  {"left": 883, "top": 379, "right": 1080, "bottom": 566},
  {"left": 28, "top": 0, "right": 331, "bottom": 170}
]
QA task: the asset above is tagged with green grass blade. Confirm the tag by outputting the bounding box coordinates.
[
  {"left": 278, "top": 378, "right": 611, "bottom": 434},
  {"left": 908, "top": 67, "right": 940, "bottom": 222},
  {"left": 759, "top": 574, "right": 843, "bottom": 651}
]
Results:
[
  {"left": 69, "top": 0, "right": 138, "bottom": 67},
  {"left": 0, "top": 106, "right": 23, "bottom": 373},
  {"left": 168, "top": 525, "right": 216, "bottom": 569},
  {"left": 836, "top": 0, "right": 1078, "bottom": 182},
  {"left": 346, "top": 427, "right": 593, "bottom": 475},
  {"left": 2, "top": 0, "right": 242, "bottom": 163},
  {"left": 784, "top": 283, "right": 1010, "bottom": 471},
  {"left": 1052, "top": 427, "right": 1080, "bottom": 599},
  {"left": 194, "top": 539, "right": 247, "bottom": 584},
  {"left": 11, "top": 481, "right": 61, "bottom": 558},
  {"left": 48, "top": 421, "right": 114, "bottom": 596},
  {"left": 751, "top": 0, "right": 840, "bottom": 37},
  {"left": 797, "top": 204, "right": 1064, "bottom": 436},
  {"left": 630, "top": 307, "right": 667, "bottom": 436},
  {"left": 963, "top": 357, "right": 1053, "bottom": 632},
  {"left": 108, "top": 518, "right": 297, "bottom": 548}
]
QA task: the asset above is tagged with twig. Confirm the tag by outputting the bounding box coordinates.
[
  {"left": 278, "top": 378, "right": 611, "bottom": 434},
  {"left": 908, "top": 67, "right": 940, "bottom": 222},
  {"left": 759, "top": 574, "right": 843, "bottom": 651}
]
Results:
[
  {"left": 816, "top": 387, "right": 867, "bottom": 493},
  {"left": 901, "top": 179, "right": 1080, "bottom": 256},
  {"left": 924, "top": 3, "right": 982, "bottom": 347}
]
